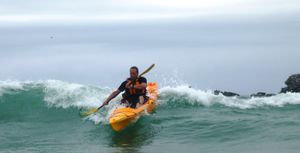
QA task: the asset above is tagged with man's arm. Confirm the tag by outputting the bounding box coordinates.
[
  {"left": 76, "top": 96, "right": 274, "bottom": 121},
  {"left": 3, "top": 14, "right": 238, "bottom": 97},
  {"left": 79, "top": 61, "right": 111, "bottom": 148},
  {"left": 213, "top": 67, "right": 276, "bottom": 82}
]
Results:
[
  {"left": 133, "top": 83, "right": 147, "bottom": 89},
  {"left": 103, "top": 90, "right": 121, "bottom": 105},
  {"left": 103, "top": 80, "right": 127, "bottom": 105}
]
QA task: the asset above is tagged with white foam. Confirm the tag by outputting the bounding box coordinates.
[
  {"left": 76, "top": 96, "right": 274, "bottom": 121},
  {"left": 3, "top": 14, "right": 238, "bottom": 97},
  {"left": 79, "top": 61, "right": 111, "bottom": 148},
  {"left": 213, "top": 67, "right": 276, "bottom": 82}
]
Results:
[
  {"left": 43, "top": 80, "right": 112, "bottom": 108},
  {"left": 0, "top": 80, "right": 25, "bottom": 96},
  {"left": 42, "top": 80, "right": 128, "bottom": 124},
  {"left": 84, "top": 113, "right": 107, "bottom": 124},
  {"left": 159, "top": 85, "right": 300, "bottom": 109}
]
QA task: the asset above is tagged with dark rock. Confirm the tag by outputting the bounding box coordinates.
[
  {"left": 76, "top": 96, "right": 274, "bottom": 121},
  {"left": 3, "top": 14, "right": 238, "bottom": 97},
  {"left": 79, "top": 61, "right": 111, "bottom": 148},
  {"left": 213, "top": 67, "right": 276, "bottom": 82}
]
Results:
[
  {"left": 280, "top": 74, "right": 300, "bottom": 93},
  {"left": 214, "top": 90, "right": 240, "bottom": 97},
  {"left": 266, "top": 93, "right": 276, "bottom": 97},
  {"left": 250, "top": 92, "right": 275, "bottom": 97},
  {"left": 251, "top": 92, "right": 266, "bottom": 97}
]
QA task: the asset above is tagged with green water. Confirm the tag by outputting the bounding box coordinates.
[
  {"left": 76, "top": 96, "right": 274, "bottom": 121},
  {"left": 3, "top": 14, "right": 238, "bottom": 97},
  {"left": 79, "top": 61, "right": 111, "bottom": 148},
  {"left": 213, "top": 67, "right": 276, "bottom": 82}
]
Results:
[{"left": 1, "top": 80, "right": 300, "bottom": 153}]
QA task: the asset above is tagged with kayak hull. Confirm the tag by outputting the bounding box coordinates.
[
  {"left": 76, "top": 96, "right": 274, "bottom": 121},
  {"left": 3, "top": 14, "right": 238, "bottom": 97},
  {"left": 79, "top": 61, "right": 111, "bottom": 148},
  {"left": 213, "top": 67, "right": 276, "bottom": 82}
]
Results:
[{"left": 109, "top": 82, "right": 158, "bottom": 132}]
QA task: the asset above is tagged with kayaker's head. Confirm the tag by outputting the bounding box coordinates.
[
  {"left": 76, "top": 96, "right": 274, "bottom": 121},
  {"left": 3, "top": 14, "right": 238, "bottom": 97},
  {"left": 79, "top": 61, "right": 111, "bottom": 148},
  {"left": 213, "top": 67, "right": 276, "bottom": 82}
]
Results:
[{"left": 130, "top": 66, "right": 139, "bottom": 79}]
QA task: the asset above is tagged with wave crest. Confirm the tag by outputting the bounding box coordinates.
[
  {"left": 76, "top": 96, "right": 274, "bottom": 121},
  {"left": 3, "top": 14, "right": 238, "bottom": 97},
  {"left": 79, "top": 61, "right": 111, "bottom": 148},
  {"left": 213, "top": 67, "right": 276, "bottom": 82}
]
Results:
[{"left": 159, "top": 85, "right": 300, "bottom": 109}]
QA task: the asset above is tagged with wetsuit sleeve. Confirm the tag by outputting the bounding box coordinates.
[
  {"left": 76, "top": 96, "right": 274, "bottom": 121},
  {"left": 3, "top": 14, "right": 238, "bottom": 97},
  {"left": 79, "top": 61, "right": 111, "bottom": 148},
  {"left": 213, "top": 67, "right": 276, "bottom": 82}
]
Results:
[
  {"left": 118, "top": 81, "right": 127, "bottom": 92},
  {"left": 139, "top": 77, "right": 147, "bottom": 84}
]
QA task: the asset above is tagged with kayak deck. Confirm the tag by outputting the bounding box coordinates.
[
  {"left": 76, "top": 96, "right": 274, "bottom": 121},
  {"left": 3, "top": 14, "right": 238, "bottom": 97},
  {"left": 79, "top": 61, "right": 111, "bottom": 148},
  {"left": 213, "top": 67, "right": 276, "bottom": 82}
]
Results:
[{"left": 109, "top": 82, "right": 158, "bottom": 132}]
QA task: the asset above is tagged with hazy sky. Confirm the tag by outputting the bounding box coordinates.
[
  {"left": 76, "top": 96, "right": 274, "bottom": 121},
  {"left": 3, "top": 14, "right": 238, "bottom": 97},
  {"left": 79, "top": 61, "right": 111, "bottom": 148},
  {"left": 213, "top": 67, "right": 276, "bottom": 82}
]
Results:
[
  {"left": 0, "top": 0, "right": 299, "bottom": 23},
  {"left": 0, "top": 0, "right": 300, "bottom": 94}
]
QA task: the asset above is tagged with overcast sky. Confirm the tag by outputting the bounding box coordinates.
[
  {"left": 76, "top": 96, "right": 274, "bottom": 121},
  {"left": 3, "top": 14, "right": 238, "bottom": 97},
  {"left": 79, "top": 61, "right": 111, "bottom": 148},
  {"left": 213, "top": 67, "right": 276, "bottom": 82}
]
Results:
[
  {"left": 0, "top": 0, "right": 299, "bottom": 23},
  {"left": 0, "top": 0, "right": 299, "bottom": 94}
]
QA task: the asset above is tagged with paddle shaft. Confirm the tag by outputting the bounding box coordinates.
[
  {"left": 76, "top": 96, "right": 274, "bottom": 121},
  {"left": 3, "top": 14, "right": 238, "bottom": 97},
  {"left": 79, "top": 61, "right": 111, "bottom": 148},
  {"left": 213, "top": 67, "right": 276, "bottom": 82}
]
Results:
[{"left": 97, "top": 104, "right": 105, "bottom": 110}]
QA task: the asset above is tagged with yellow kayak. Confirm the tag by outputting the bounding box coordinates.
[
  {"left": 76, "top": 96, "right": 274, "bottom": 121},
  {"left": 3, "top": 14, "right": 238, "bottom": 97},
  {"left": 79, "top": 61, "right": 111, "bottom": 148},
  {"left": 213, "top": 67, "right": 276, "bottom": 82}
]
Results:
[{"left": 109, "top": 82, "right": 158, "bottom": 132}]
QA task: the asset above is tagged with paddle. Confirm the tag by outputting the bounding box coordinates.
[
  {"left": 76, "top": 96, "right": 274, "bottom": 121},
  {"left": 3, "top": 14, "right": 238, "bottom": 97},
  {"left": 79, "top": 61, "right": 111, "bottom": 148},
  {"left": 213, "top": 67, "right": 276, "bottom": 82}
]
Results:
[
  {"left": 79, "top": 104, "right": 105, "bottom": 116},
  {"left": 80, "top": 64, "right": 155, "bottom": 117},
  {"left": 139, "top": 64, "right": 155, "bottom": 78}
]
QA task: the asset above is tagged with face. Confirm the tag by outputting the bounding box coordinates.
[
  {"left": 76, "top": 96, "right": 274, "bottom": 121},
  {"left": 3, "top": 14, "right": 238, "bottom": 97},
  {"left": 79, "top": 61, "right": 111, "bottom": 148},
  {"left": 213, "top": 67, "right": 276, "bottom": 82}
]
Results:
[{"left": 130, "top": 68, "right": 138, "bottom": 79}]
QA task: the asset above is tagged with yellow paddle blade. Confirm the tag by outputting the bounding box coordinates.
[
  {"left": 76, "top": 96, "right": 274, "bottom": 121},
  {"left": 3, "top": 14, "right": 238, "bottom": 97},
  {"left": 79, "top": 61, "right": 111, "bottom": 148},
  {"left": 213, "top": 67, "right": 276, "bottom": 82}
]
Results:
[
  {"left": 80, "top": 108, "right": 98, "bottom": 116},
  {"left": 139, "top": 64, "right": 155, "bottom": 77}
]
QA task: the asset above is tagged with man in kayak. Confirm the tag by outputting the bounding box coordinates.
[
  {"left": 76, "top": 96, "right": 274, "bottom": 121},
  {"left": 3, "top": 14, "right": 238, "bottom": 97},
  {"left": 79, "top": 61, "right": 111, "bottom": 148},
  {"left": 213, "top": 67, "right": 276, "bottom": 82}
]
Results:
[{"left": 103, "top": 66, "right": 148, "bottom": 108}]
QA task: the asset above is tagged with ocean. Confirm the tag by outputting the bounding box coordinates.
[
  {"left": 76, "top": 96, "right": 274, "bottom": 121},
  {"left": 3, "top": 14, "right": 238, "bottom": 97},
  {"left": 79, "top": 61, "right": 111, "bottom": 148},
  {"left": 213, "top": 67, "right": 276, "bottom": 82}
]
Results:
[
  {"left": 1, "top": 11, "right": 300, "bottom": 153},
  {"left": 1, "top": 80, "right": 300, "bottom": 153}
]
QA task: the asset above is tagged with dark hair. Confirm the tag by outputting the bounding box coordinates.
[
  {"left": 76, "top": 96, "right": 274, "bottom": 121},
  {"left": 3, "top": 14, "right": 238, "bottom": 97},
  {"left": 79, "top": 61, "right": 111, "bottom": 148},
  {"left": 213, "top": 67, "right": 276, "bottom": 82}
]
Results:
[{"left": 130, "top": 66, "right": 139, "bottom": 74}]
